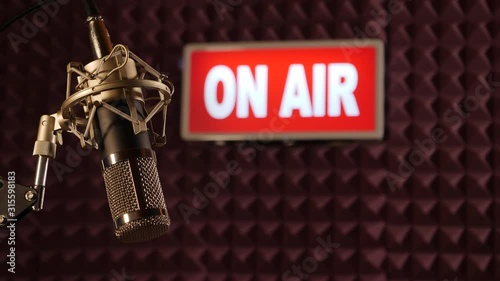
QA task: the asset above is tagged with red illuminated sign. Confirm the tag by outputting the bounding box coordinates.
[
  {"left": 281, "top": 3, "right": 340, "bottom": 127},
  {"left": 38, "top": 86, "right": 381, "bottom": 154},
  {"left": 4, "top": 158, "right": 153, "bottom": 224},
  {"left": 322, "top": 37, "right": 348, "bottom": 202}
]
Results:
[{"left": 181, "top": 40, "right": 384, "bottom": 141}]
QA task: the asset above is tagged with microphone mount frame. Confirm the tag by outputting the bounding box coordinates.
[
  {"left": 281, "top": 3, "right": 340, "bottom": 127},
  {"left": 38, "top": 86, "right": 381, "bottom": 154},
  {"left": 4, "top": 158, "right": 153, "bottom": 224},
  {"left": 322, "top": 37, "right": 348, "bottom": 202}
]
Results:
[{"left": 57, "top": 44, "right": 175, "bottom": 150}]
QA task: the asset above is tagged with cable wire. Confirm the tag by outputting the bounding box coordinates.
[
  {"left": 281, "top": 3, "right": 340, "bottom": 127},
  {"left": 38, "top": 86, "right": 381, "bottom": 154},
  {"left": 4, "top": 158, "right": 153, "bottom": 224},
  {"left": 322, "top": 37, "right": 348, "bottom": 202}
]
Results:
[
  {"left": 83, "top": 0, "right": 100, "bottom": 16},
  {"left": 0, "top": 0, "right": 58, "bottom": 32}
]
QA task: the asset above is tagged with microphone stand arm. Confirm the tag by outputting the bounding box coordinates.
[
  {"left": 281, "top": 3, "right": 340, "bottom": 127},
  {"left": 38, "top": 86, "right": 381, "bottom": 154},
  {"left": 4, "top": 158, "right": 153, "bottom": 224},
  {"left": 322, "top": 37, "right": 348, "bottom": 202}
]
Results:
[
  {"left": 0, "top": 115, "right": 60, "bottom": 228},
  {"left": 31, "top": 115, "right": 60, "bottom": 211}
]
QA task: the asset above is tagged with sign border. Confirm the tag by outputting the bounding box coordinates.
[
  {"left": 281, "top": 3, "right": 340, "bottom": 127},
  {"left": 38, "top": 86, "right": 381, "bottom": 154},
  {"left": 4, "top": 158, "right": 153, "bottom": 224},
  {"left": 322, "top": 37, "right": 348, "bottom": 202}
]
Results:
[{"left": 181, "top": 39, "right": 385, "bottom": 141}]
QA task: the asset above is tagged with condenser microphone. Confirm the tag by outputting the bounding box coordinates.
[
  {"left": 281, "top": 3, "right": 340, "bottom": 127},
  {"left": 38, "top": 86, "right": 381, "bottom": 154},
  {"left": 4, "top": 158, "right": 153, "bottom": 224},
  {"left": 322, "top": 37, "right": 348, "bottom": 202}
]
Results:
[
  {"left": 68, "top": 0, "right": 172, "bottom": 242},
  {"left": 0, "top": 0, "right": 173, "bottom": 242}
]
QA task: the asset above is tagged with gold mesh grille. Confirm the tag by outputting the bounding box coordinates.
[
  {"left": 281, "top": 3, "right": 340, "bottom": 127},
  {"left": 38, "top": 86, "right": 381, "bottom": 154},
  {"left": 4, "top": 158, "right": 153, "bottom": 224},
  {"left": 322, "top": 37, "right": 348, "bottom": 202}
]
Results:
[
  {"left": 103, "top": 160, "right": 139, "bottom": 219},
  {"left": 102, "top": 157, "right": 170, "bottom": 242},
  {"left": 137, "top": 157, "right": 167, "bottom": 209},
  {"left": 115, "top": 214, "right": 170, "bottom": 243}
]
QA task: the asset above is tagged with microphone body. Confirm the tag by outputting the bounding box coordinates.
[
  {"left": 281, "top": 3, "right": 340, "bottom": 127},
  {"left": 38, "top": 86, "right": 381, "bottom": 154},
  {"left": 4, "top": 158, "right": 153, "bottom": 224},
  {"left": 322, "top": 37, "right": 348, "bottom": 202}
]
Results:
[{"left": 84, "top": 15, "right": 170, "bottom": 243}]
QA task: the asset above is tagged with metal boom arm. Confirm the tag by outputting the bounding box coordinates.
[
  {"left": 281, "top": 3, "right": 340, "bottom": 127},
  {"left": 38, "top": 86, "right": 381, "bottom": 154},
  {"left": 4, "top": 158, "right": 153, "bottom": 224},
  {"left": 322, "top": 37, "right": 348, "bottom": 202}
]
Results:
[{"left": 0, "top": 115, "right": 59, "bottom": 228}]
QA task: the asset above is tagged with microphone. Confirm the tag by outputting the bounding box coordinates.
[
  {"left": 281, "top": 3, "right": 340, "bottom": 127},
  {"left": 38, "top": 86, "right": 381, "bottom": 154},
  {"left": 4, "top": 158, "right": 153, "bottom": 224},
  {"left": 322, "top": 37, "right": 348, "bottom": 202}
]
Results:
[{"left": 52, "top": 1, "right": 174, "bottom": 242}]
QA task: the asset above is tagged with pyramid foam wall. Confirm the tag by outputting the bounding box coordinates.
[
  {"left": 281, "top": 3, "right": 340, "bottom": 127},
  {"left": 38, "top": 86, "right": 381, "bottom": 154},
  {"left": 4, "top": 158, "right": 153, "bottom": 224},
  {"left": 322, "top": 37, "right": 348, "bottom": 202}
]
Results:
[{"left": 0, "top": 0, "right": 498, "bottom": 280}]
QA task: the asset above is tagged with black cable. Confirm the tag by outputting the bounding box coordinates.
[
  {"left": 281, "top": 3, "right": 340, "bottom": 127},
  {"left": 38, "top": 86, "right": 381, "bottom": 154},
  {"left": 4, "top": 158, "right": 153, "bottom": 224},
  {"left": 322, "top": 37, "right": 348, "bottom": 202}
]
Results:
[
  {"left": 0, "top": 0, "right": 58, "bottom": 32},
  {"left": 83, "top": 0, "right": 100, "bottom": 16}
]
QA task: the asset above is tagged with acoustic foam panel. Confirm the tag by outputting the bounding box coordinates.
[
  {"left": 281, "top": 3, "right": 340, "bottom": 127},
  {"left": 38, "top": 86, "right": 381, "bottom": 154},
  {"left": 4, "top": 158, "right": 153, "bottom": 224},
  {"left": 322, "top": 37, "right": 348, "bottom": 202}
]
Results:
[{"left": 0, "top": 0, "right": 498, "bottom": 280}]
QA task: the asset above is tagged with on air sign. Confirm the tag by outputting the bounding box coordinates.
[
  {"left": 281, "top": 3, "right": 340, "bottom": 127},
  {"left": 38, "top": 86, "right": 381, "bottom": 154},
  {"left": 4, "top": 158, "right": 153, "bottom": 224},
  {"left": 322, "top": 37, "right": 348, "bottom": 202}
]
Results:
[{"left": 181, "top": 40, "right": 384, "bottom": 141}]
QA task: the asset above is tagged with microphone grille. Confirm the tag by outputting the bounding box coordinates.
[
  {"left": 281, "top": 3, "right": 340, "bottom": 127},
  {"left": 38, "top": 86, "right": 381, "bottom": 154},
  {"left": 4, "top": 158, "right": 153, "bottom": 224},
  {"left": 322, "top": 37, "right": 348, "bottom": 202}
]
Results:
[
  {"left": 137, "top": 157, "right": 166, "bottom": 208},
  {"left": 103, "top": 155, "right": 170, "bottom": 243}
]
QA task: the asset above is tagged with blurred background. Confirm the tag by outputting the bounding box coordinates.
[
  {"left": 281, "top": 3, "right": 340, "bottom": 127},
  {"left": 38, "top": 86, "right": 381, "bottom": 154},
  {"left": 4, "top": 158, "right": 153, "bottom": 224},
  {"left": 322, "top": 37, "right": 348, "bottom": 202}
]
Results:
[{"left": 0, "top": 0, "right": 499, "bottom": 280}]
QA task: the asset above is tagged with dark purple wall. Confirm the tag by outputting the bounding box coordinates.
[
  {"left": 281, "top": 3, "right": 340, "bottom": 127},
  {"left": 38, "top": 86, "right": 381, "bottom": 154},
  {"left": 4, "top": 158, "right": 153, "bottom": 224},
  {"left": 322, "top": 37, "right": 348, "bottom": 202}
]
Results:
[{"left": 0, "top": 0, "right": 498, "bottom": 280}]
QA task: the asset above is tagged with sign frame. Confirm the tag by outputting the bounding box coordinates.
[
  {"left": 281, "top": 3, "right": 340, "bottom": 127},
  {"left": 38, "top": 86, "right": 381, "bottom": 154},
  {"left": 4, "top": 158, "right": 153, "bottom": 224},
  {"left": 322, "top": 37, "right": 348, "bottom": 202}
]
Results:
[{"left": 181, "top": 39, "right": 385, "bottom": 141}]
